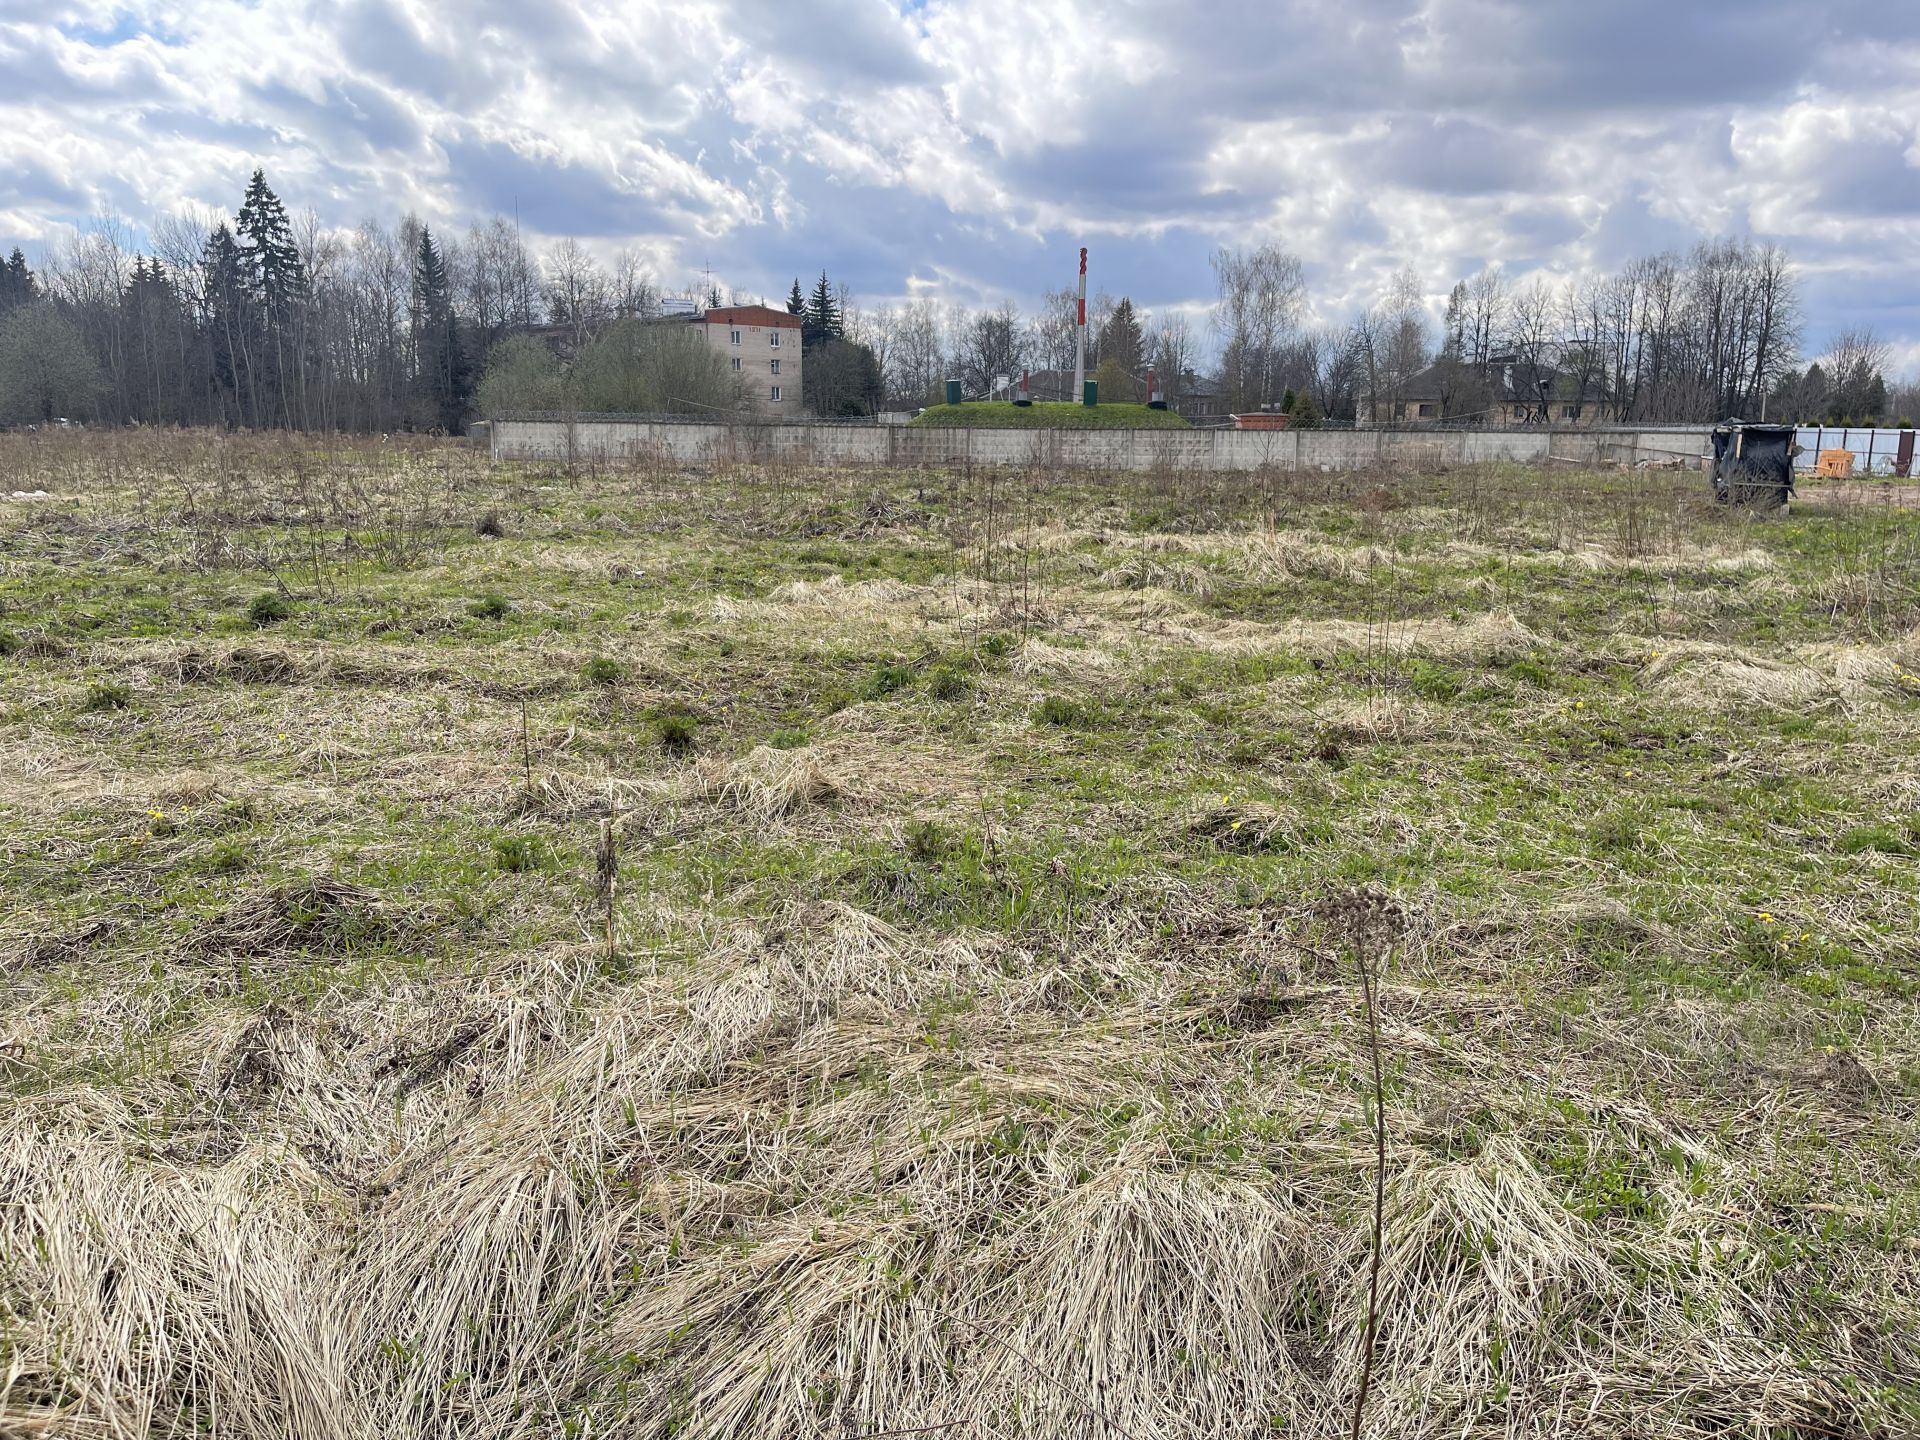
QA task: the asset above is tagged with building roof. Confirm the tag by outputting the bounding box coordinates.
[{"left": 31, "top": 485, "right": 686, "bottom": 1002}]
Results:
[{"left": 700, "top": 304, "right": 801, "bottom": 329}]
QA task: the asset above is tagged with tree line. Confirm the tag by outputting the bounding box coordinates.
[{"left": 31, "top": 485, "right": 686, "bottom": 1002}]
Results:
[
  {"left": 3, "top": 173, "right": 1914, "bottom": 429},
  {"left": 1215, "top": 237, "right": 1913, "bottom": 427}
]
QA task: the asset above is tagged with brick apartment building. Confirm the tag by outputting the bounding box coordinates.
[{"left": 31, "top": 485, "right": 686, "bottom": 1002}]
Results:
[{"left": 685, "top": 304, "right": 803, "bottom": 417}]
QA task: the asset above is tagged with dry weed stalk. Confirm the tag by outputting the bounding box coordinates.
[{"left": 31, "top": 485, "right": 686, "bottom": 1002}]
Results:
[
  {"left": 1316, "top": 885, "right": 1406, "bottom": 1440},
  {"left": 595, "top": 810, "right": 619, "bottom": 967}
]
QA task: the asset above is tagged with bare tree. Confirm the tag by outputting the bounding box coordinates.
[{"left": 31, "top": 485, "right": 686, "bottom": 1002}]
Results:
[
  {"left": 952, "top": 301, "right": 1026, "bottom": 396},
  {"left": 541, "top": 238, "right": 613, "bottom": 349},
  {"left": 1211, "top": 244, "right": 1305, "bottom": 411},
  {"left": 1031, "top": 286, "right": 1079, "bottom": 377},
  {"left": 1148, "top": 312, "right": 1197, "bottom": 405},
  {"left": 1822, "top": 326, "right": 1892, "bottom": 421},
  {"left": 612, "top": 249, "right": 658, "bottom": 320},
  {"left": 1503, "top": 280, "right": 1560, "bottom": 424},
  {"left": 464, "top": 217, "right": 540, "bottom": 340},
  {"left": 890, "top": 299, "right": 943, "bottom": 407}
]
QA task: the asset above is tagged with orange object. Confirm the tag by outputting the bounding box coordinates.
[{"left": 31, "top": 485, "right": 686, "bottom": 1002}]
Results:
[
  {"left": 1817, "top": 448, "right": 1855, "bottom": 478},
  {"left": 1232, "top": 412, "right": 1290, "bottom": 431}
]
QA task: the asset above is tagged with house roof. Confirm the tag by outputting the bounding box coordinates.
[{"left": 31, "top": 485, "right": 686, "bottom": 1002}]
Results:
[{"left": 700, "top": 304, "right": 801, "bottom": 329}]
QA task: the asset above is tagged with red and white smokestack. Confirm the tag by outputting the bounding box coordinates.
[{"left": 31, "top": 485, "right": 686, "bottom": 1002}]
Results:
[
  {"left": 1146, "top": 366, "right": 1157, "bottom": 407},
  {"left": 1073, "top": 247, "right": 1088, "bottom": 405}
]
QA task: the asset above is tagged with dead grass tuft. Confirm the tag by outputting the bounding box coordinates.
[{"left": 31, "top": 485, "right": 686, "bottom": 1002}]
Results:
[
  {"left": 693, "top": 744, "right": 853, "bottom": 822},
  {"left": 191, "top": 876, "right": 393, "bottom": 958}
]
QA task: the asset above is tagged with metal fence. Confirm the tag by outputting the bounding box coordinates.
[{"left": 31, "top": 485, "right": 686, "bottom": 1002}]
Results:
[{"left": 1789, "top": 426, "right": 1917, "bottom": 476}]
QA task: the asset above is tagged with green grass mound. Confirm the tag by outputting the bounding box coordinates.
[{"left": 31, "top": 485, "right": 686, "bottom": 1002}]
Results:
[{"left": 909, "top": 401, "right": 1190, "bottom": 430}]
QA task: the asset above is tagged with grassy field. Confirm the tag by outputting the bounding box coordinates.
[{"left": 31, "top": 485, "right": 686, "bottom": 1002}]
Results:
[
  {"left": 910, "top": 400, "right": 1191, "bottom": 428},
  {"left": 2, "top": 430, "right": 1917, "bottom": 1439}
]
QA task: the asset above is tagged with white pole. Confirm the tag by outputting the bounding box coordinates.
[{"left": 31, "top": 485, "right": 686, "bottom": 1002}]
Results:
[{"left": 1073, "top": 247, "right": 1087, "bottom": 405}]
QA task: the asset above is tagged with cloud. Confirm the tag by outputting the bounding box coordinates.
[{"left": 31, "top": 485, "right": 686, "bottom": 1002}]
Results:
[{"left": 5, "top": 0, "right": 1920, "bottom": 359}]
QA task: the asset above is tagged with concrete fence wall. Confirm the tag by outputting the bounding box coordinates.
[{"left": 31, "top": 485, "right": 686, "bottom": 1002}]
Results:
[{"left": 489, "top": 418, "right": 1715, "bottom": 473}]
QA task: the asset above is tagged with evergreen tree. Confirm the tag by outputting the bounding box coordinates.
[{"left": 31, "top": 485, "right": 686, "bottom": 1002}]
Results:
[
  {"left": 1096, "top": 297, "right": 1143, "bottom": 376},
  {"left": 786, "top": 279, "right": 806, "bottom": 316},
  {"left": 1864, "top": 374, "right": 1888, "bottom": 424},
  {"left": 0, "top": 249, "right": 37, "bottom": 316},
  {"left": 412, "top": 227, "right": 469, "bottom": 431},
  {"left": 235, "top": 169, "right": 307, "bottom": 320},
  {"left": 234, "top": 168, "right": 308, "bottom": 425},
  {"left": 200, "top": 222, "right": 254, "bottom": 426},
  {"left": 123, "top": 256, "right": 184, "bottom": 424},
  {"left": 804, "top": 271, "right": 841, "bottom": 349}
]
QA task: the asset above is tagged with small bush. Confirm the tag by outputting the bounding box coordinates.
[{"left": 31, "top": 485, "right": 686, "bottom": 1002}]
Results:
[
  {"left": 208, "top": 837, "right": 252, "bottom": 874},
  {"left": 979, "top": 632, "right": 1014, "bottom": 659},
  {"left": 468, "top": 593, "right": 512, "bottom": 620},
  {"left": 582, "top": 656, "right": 624, "bottom": 686},
  {"left": 246, "top": 592, "right": 291, "bottom": 627},
  {"left": 863, "top": 663, "right": 916, "bottom": 700},
  {"left": 655, "top": 713, "right": 698, "bottom": 754},
  {"left": 927, "top": 664, "right": 971, "bottom": 701},
  {"left": 1407, "top": 661, "right": 1463, "bottom": 702},
  {"left": 769, "top": 728, "right": 810, "bottom": 750},
  {"left": 0, "top": 630, "right": 18, "bottom": 658},
  {"left": 474, "top": 510, "right": 506, "bottom": 538},
  {"left": 904, "top": 818, "right": 951, "bottom": 861},
  {"left": 1033, "top": 694, "right": 1088, "bottom": 728},
  {"left": 492, "top": 834, "right": 547, "bottom": 873},
  {"left": 1505, "top": 656, "right": 1555, "bottom": 688},
  {"left": 83, "top": 680, "right": 133, "bottom": 712}
]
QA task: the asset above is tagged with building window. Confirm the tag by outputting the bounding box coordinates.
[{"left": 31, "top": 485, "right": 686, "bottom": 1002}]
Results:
[
  {"left": 770, "top": 332, "right": 781, "bottom": 348},
  {"left": 729, "top": 330, "right": 741, "bottom": 344},
  {"left": 1561, "top": 405, "right": 1577, "bottom": 419},
  {"left": 770, "top": 385, "right": 782, "bottom": 402},
  {"left": 1417, "top": 402, "right": 1437, "bottom": 419},
  {"left": 731, "top": 357, "right": 741, "bottom": 371},
  {"left": 770, "top": 359, "right": 780, "bottom": 375}
]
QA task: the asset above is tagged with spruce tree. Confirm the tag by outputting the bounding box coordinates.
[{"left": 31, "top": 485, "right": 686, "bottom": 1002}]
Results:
[
  {"left": 200, "top": 222, "right": 254, "bottom": 425},
  {"left": 0, "top": 248, "right": 36, "bottom": 315},
  {"left": 412, "top": 226, "right": 468, "bottom": 431},
  {"left": 786, "top": 279, "right": 806, "bottom": 316},
  {"left": 235, "top": 169, "right": 306, "bottom": 323},
  {"left": 235, "top": 168, "right": 307, "bottom": 425},
  {"left": 123, "top": 256, "right": 183, "bottom": 423},
  {"left": 1097, "top": 297, "right": 1143, "bottom": 376},
  {"left": 804, "top": 271, "right": 841, "bottom": 350}
]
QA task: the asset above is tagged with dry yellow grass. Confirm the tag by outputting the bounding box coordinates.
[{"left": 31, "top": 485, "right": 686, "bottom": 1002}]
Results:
[{"left": 1, "top": 433, "right": 1916, "bottom": 1440}]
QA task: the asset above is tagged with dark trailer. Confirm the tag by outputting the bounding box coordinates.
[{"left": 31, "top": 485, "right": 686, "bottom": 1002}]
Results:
[{"left": 1710, "top": 422, "right": 1796, "bottom": 507}]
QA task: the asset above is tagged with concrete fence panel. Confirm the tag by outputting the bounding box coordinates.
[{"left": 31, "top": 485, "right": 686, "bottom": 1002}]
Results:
[{"left": 491, "top": 419, "right": 1715, "bottom": 474}]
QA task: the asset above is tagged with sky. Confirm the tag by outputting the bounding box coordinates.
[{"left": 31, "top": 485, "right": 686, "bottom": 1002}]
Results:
[{"left": 5, "top": 0, "right": 1920, "bottom": 366}]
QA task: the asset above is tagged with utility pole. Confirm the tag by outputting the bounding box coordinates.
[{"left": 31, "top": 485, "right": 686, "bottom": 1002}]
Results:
[{"left": 1072, "top": 247, "right": 1088, "bottom": 405}]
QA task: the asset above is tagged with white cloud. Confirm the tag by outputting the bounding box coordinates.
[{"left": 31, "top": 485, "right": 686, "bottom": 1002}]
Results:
[{"left": 5, "top": 0, "right": 1920, "bottom": 354}]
